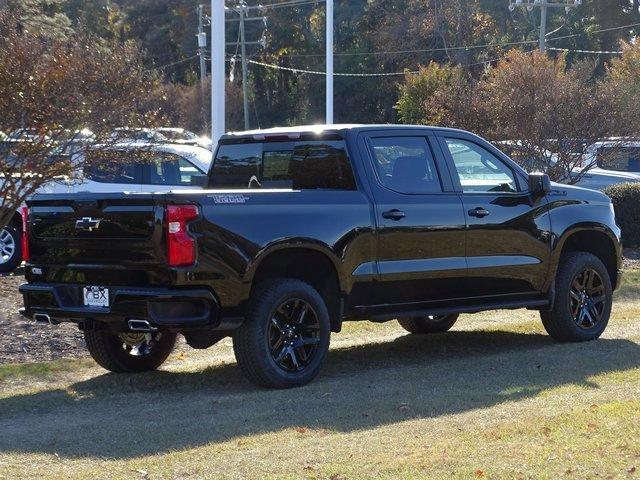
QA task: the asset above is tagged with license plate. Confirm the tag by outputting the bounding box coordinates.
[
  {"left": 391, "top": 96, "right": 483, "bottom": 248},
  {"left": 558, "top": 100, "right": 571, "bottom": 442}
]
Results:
[{"left": 83, "top": 286, "right": 109, "bottom": 308}]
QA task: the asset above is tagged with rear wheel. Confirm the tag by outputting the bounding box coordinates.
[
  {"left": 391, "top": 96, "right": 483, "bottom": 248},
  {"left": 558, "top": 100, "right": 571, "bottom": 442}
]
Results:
[
  {"left": 398, "top": 314, "right": 459, "bottom": 334},
  {"left": 541, "top": 252, "right": 612, "bottom": 342},
  {"left": 0, "top": 226, "right": 22, "bottom": 273},
  {"left": 84, "top": 329, "right": 177, "bottom": 373},
  {"left": 233, "top": 279, "right": 331, "bottom": 389}
]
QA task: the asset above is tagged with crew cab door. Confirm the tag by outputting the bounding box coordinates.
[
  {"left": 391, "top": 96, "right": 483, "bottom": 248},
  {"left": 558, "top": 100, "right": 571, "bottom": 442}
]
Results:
[
  {"left": 359, "top": 130, "right": 467, "bottom": 307},
  {"left": 437, "top": 133, "right": 552, "bottom": 297}
]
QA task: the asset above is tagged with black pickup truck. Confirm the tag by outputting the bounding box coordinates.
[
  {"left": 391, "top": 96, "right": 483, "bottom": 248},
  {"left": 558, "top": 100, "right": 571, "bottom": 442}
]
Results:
[{"left": 20, "top": 125, "right": 623, "bottom": 388}]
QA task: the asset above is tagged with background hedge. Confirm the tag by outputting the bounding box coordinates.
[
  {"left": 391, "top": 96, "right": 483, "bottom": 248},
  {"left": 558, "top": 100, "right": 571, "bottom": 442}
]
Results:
[{"left": 604, "top": 182, "right": 640, "bottom": 247}]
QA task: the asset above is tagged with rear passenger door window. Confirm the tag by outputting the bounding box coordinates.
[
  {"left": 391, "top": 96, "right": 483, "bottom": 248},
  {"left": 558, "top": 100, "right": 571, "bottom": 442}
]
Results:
[{"left": 369, "top": 137, "right": 442, "bottom": 194}]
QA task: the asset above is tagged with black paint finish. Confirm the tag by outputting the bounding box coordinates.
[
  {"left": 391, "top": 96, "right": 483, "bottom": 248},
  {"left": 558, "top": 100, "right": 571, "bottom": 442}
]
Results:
[{"left": 22, "top": 125, "right": 623, "bottom": 330}]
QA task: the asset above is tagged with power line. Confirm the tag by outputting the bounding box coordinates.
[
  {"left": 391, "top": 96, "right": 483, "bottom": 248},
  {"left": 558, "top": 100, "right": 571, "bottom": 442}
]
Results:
[
  {"left": 274, "top": 39, "right": 540, "bottom": 58},
  {"left": 249, "top": 19, "right": 640, "bottom": 60},
  {"left": 247, "top": 59, "right": 412, "bottom": 76},
  {"left": 548, "top": 47, "right": 623, "bottom": 55},
  {"left": 245, "top": 52, "right": 529, "bottom": 77},
  {"left": 546, "top": 21, "right": 640, "bottom": 43},
  {"left": 150, "top": 55, "right": 199, "bottom": 72},
  {"left": 242, "top": 0, "right": 325, "bottom": 10}
]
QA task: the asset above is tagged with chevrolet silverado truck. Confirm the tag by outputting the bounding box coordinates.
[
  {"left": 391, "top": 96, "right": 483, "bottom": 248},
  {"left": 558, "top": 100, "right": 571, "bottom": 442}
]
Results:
[{"left": 19, "top": 125, "right": 623, "bottom": 388}]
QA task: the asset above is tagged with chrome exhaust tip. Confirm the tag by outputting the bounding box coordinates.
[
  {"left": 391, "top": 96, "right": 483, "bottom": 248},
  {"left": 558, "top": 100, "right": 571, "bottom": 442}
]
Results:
[{"left": 127, "top": 319, "right": 156, "bottom": 332}]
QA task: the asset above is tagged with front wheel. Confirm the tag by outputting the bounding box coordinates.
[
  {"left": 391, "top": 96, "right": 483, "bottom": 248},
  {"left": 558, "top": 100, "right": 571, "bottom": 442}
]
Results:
[
  {"left": 541, "top": 252, "right": 613, "bottom": 342},
  {"left": 233, "top": 279, "right": 331, "bottom": 389},
  {"left": 398, "top": 314, "right": 459, "bottom": 334},
  {"left": 84, "top": 330, "right": 177, "bottom": 373}
]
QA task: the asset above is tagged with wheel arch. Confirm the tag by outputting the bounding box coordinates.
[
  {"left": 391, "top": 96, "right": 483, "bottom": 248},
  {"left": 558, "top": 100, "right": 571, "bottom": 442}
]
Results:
[
  {"left": 245, "top": 241, "right": 345, "bottom": 332},
  {"left": 552, "top": 224, "right": 621, "bottom": 290}
]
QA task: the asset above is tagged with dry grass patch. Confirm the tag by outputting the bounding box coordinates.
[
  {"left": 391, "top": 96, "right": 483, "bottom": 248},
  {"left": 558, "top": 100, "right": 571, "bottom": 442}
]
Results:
[{"left": 0, "top": 273, "right": 639, "bottom": 479}]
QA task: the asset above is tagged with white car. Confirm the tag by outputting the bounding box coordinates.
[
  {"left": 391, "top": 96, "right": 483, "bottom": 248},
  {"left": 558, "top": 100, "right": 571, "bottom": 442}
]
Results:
[
  {"left": 496, "top": 139, "right": 640, "bottom": 191},
  {"left": 574, "top": 141, "right": 640, "bottom": 191},
  {"left": 109, "top": 128, "right": 170, "bottom": 144},
  {"left": 156, "top": 128, "right": 212, "bottom": 150},
  {"left": 0, "top": 142, "right": 212, "bottom": 272}
]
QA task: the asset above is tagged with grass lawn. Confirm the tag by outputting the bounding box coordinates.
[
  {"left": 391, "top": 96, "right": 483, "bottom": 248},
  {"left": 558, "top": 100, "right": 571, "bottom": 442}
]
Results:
[{"left": 1, "top": 273, "right": 640, "bottom": 479}]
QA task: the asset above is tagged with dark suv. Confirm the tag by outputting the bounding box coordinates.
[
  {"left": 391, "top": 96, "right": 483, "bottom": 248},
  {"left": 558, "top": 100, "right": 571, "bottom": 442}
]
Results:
[{"left": 20, "top": 125, "right": 623, "bottom": 388}]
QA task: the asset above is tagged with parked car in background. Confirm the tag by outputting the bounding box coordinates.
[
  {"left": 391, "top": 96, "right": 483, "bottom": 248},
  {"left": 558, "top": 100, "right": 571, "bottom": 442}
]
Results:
[
  {"left": 156, "top": 128, "right": 213, "bottom": 151},
  {"left": 575, "top": 141, "right": 640, "bottom": 191},
  {"left": 109, "top": 127, "right": 170, "bottom": 144},
  {"left": 496, "top": 139, "right": 640, "bottom": 191},
  {"left": 19, "top": 125, "right": 622, "bottom": 389},
  {"left": 0, "top": 142, "right": 211, "bottom": 272}
]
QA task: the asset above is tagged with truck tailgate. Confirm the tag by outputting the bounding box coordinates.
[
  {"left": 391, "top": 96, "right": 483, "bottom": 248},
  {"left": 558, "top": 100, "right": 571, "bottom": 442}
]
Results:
[{"left": 27, "top": 193, "right": 166, "bottom": 267}]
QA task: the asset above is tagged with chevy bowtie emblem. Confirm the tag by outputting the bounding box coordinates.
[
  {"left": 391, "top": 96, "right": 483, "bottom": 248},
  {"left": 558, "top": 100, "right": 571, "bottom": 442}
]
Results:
[{"left": 75, "top": 217, "right": 102, "bottom": 232}]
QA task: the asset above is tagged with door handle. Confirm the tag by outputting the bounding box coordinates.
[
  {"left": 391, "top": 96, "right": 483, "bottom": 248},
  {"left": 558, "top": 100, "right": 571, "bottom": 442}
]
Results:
[
  {"left": 382, "top": 209, "right": 406, "bottom": 221},
  {"left": 468, "top": 207, "right": 490, "bottom": 218}
]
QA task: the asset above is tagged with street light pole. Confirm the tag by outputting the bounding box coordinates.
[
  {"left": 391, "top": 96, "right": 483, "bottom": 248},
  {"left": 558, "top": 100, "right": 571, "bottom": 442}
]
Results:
[
  {"left": 211, "top": 0, "right": 225, "bottom": 144},
  {"left": 239, "top": 2, "right": 250, "bottom": 131},
  {"left": 326, "top": 0, "right": 333, "bottom": 125}
]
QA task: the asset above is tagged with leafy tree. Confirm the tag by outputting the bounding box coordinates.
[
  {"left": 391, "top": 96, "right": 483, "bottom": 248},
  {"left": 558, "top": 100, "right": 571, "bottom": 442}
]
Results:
[
  {"left": 395, "top": 62, "right": 471, "bottom": 126},
  {"left": 602, "top": 41, "right": 640, "bottom": 134},
  {"left": 477, "top": 50, "right": 626, "bottom": 182},
  {"left": 0, "top": 9, "right": 167, "bottom": 231}
]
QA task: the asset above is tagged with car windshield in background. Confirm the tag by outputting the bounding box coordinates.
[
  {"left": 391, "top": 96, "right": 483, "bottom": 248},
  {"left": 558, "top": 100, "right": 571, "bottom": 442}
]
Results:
[
  {"left": 210, "top": 140, "right": 356, "bottom": 190},
  {"left": 84, "top": 148, "right": 205, "bottom": 186},
  {"left": 84, "top": 150, "right": 144, "bottom": 184},
  {"left": 597, "top": 147, "right": 640, "bottom": 173}
]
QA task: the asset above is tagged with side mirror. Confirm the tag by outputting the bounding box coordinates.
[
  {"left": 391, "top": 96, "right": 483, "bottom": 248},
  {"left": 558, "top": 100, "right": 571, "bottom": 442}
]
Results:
[{"left": 528, "top": 172, "right": 551, "bottom": 197}]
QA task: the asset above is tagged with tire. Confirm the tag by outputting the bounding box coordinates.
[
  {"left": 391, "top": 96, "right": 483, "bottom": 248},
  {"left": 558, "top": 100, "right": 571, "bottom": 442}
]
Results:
[
  {"left": 84, "top": 330, "right": 177, "bottom": 373},
  {"left": 398, "top": 314, "right": 459, "bottom": 334},
  {"left": 0, "top": 226, "right": 22, "bottom": 273},
  {"left": 233, "top": 279, "right": 331, "bottom": 389},
  {"left": 541, "top": 252, "right": 612, "bottom": 343}
]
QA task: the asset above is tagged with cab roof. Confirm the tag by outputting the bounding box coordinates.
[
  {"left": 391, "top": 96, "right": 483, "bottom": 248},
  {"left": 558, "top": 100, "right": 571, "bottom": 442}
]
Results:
[{"left": 221, "top": 124, "right": 470, "bottom": 142}]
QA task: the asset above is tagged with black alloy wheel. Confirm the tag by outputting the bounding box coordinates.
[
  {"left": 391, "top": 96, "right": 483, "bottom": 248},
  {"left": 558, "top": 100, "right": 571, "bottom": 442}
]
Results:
[
  {"left": 540, "top": 252, "right": 612, "bottom": 343},
  {"left": 570, "top": 267, "right": 607, "bottom": 330},
  {"left": 268, "top": 298, "right": 321, "bottom": 372}
]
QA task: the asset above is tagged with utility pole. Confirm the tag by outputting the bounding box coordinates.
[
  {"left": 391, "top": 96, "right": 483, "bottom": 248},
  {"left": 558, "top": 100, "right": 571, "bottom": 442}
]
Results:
[
  {"left": 197, "top": 4, "right": 208, "bottom": 86},
  {"left": 509, "top": 1, "right": 582, "bottom": 52},
  {"left": 197, "top": 4, "right": 208, "bottom": 129},
  {"left": 211, "top": 0, "right": 225, "bottom": 143},
  {"left": 226, "top": 4, "right": 267, "bottom": 131},
  {"left": 539, "top": 2, "right": 547, "bottom": 51},
  {"left": 326, "top": 0, "right": 333, "bottom": 125},
  {"left": 239, "top": 2, "right": 250, "bottom": 131}
]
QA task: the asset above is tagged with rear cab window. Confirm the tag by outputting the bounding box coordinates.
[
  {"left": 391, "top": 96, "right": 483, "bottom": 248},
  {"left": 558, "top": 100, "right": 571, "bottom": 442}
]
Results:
[{"left": 210, "top": 140, "right": 356, "bottom": 190}]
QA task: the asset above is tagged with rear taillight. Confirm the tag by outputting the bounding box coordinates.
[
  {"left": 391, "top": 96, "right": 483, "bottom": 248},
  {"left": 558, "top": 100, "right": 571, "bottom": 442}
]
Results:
[
  {"left": 167, "top": 205, "right": 199, "bottom": 267},
  {"left": 20, "top": 206, "right": 30, "bottom": 262}
]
